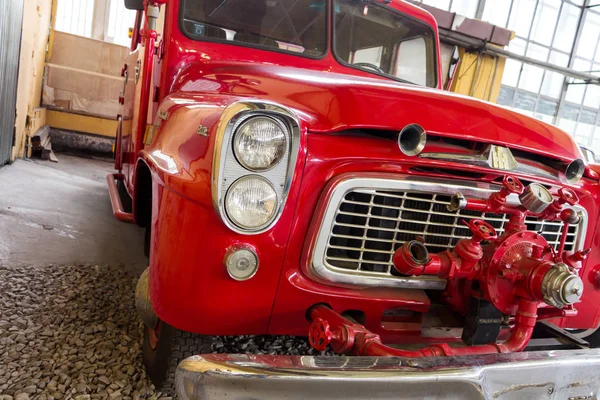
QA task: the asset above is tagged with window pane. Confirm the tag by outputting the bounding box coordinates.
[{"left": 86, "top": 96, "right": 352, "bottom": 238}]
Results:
[
  {"left": 537, "top": 98, "right": 558, "bottom": 117},
  {"left": 497, "top": 86, "right": 515, "bottom": 106},
  {"left": 182, "top": 0, "right": 328, "bottom": 57},
  {"left": 565, "top": 58, "right": 592, "bottom": 103},
  {"left": 514, "top": 91, "right": 537, "bottom": 111},
  {"left": 590, "top": 128, "right": 600, "bottom": 158},
  {"left": 450, "top": 0, "right": 479, "bottom": 18},
  {"left": 549, "top": 50, "right": 569, "bottom": 67},
  {"left": 55, "top": 0, "right": 94, "bottom": 38},
  {"left": 552, "top": 4, "right": 580, "bottom": 53},
  {"left": 482, "top": 1, "right": 511, "bottom": 28},
  {"left": 107, "top": 0, "right": 136, "bottom": 47},
  {"left": 540, "top": 71, "right": 565, "bottom": 98},
  {"left": 584, "top": 84, "right": 600, "bottom": 108},
  {"left": 502, "top": 59, "right": 522, "bottom": 87},
  {"left": 574, "top": 123, "right": 593, "bottom": 147},
  {"left": 518, "top": 64, "right": 545, "bottom": 92},
  {"left": 507, "top": 0, "right": 537, "bottom": 38},
  {"left": 508, "top": 37, "right": 527, "bottom": 56},
  {"left": 581, "top": 109, "right": 598, "bottom": 125},
  {"left": 540, "top": 53, "right": 568, "bottom": 98},
  {"left": 530, "top": 0, "right": 560, "bottom": 46},
  {"left": 423, "top": 0, "right": 451, "bottom": 10},
  {"left": 333, "top": 0, "right": 437, "bottom": 86},
  {"left": 527, "top": 43, "right": 549, "bottom": 62},
  {"left": 577, "top": 12, "right": 600, "bottom": 59},
  {"left": 395, "top": 38, "right": 429, "bottom": 86},
  {"left": 560, "top": 103, "right": 581, "bottom": 122}
]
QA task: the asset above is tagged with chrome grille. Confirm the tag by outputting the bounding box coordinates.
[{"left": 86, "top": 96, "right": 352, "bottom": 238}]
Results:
[{"left": 311, "top": 177, "right": 586, "bottom": 289}]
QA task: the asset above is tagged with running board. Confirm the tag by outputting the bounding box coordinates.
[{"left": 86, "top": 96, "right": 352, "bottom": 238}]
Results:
[{"left": 107, "top": 173, "right": 134, "bottom": 223}]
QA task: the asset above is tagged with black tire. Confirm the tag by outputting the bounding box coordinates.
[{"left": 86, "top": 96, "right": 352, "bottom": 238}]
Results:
[{"left": 143, "top": 322, "right": 214, "bottom": 396}]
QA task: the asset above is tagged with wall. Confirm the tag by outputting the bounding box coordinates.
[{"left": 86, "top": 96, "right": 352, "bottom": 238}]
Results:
[
  {"left": 13, "top": 0, "right": 53, "bottom": 160},
  {"left": 43, "top": 31, "right": 128, "bottom": 122},
  {"left": 450, "top": 50, "right": 507, "bottom": 102}
]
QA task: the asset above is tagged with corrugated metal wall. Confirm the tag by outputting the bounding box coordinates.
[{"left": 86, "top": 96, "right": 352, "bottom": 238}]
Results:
[{"left": 0, "top": 0, "right": 24, "bottom": 166}]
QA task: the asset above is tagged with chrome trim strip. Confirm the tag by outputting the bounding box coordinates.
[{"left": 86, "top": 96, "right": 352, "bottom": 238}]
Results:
[
  {"left": 420, "top": 145, "right": 560, "bottom": 181},
  {"left": 310, "top": 174, "right": 587, "bottom": 290},
  {"left": 211, "top": 101, "right": 301, "bottom": 235},
  {"left": 176, "top": 351, "right": 600, "bottom": 400}
]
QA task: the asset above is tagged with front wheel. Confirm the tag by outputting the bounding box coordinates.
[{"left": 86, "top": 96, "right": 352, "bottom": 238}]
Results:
[{"left": 143, "top": 321, "right": 214, "bottom": 395}]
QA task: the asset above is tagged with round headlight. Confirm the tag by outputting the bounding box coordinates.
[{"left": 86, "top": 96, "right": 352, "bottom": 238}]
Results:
[
  {"left": 225, "top": 176, "right": 278, "bottom": 230},
  {"left": 233, "top": 116, "right": 288, "bottom": 171}
]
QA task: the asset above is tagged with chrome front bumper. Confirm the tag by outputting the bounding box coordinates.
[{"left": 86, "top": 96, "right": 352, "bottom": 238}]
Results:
[{"left": 176, "top": 350, "right": 600, "bottom": 400}]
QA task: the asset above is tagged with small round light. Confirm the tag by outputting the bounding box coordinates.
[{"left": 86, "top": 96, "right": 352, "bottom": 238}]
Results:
[
  {"left": 225, "top": 176, "right": 278, "bottom": 230},
  {"left": 224, "top": 246, "right": 259, "bottom": 281},
  {"left": 233, "top": 116, "right": 288, "bottom": 171}
]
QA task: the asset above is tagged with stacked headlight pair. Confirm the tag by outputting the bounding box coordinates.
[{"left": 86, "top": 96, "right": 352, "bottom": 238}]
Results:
[{"left": 225, "top": 115, "right": 290, "bottom": 231}]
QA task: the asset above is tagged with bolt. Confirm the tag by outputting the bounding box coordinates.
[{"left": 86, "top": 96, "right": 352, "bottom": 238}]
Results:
[{"left": 407, "top": 360, "right": 418, "bottom": 367}]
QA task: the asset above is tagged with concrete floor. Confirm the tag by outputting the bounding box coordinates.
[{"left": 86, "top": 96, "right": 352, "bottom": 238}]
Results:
[{"left": 0, "top": 154, "right": 147, "bottom": 273}]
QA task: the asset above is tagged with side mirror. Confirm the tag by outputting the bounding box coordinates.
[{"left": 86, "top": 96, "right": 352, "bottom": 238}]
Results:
[
  {"left": 444, "top": 46, "right": 461, "bottom": 91},
  {"left": 125, "top": 0, "right": 144, "bottom": 10}
]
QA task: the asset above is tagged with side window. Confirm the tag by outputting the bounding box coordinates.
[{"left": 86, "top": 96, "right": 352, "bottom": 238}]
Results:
[
  {"left": 353, "top": 46, "right": 384, "bottom": 68},
  {"left": 395, "top": 37, "right": 428, "bottom": 86}
]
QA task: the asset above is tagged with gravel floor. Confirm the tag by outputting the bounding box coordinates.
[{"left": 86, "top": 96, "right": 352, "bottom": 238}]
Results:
[{"left": 0, "top": 263, "right": 326, "bottom": 400}]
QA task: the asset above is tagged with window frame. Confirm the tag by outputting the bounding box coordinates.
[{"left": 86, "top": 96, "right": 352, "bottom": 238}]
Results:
[
  {"left": 330, "top": 0, "right": 439, "bottom": 88},
  {"left": 177, "top": 0, "right": 330, "bottom": 61}
]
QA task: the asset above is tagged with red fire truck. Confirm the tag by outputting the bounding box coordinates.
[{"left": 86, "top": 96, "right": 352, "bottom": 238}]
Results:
[{"left": 108, "top": 0, "right": 600, "bottom": 396}]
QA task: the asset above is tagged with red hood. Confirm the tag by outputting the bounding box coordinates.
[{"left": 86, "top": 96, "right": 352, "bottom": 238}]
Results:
[{"left": 172, "top": 63, "right": 582, "bottom": 163}]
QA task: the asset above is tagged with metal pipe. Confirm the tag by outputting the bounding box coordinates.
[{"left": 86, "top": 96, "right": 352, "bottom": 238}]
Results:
[
  {"left": 487, "top": 54, "right": 499, "bottom": 101},
  {"left": 308, "top": 301, "right": 538, "bottom": 357}
]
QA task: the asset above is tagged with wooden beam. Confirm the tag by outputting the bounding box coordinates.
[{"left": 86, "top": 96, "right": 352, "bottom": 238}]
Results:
[{"left": 46, "top": 110, "right": 118, "bottom": 138}]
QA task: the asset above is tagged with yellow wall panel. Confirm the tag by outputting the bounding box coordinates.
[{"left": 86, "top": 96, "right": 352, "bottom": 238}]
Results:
[
  {"left": 451, "top": 49, "right": 507, "bottom": 103},
  {"left": 46, "top": 110, "right": 118, "bottom": 138}
]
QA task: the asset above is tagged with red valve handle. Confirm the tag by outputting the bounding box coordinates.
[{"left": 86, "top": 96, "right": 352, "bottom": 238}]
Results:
[
  {"left": 463, "top": 219, "right": 497, "bottom": 243},
  {"left": 558, "top": 188, "right": 578, "bottom": 206},
  {"left": 502, "top": 176, "right": 525, "bottom": 195},
  {"left": 308, "top": 318, "right": 333, "bottom": 351}
]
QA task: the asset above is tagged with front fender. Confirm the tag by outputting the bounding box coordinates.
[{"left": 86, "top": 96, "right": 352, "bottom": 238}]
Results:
[{"left": 137, "top": 93, "right": 310, "bottom": 335}]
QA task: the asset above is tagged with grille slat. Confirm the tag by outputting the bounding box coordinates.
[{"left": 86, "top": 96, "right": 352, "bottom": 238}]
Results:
[{"left": 325, "top": 188, "right": 582, "bottom": 279}]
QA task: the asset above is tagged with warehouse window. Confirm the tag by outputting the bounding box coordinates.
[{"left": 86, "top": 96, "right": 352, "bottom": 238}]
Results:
[
  {"left": 414, "top": 0, "right": 600, "bottom": 160},
  {"left": 419, "top": 0, "right": 480, "bottom": 18},
  {"left": 54, "top": 0, "right": 136, "bottom": 47},
  {"left": 489, "top": 0, "right": 600, "bottom": 158},
  {"left": 55, "top": 0, "right": 95, "bottom": 38},
  {"left": 106, "top": 0, "right": 137, "bottom": 46}
]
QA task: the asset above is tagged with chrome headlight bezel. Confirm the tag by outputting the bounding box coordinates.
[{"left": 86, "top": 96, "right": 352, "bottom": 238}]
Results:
[{"left": 212, "top": 101, "right": 301, "bottom": 235}]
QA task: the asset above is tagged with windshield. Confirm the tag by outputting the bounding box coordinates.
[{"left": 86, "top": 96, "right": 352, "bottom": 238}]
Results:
[
  {"left": 181, "top": 0, "right": 327, "bottom": 57},
  {"left": 333, "top": 0, "right": 437, "bottom": 87}
]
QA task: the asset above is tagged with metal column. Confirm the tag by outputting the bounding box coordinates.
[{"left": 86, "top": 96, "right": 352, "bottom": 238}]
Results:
[{"left": 0, "top": 0, "right": 24, "bottom": 166}]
